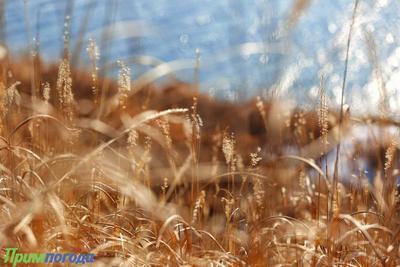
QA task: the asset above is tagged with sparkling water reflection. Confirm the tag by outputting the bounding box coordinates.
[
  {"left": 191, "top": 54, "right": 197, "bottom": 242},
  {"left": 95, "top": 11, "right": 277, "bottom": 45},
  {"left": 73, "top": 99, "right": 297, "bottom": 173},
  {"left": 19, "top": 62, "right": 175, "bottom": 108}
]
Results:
[{"left": 3, "top": 0, "right": 400, "bottom": 114}]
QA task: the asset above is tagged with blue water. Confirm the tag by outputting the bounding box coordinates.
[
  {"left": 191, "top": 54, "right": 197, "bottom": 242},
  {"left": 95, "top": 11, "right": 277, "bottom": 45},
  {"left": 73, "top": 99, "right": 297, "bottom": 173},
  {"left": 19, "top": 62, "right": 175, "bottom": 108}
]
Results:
[{"left": 4, "top": 0, "right": 400, "bottom": 113}]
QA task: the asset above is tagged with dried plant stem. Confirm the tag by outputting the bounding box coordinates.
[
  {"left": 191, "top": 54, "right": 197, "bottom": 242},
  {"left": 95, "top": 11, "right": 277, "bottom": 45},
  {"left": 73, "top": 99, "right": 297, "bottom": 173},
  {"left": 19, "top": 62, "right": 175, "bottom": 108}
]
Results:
[{"left": 331, "top": 0, "right": 359, "bottom": 220}]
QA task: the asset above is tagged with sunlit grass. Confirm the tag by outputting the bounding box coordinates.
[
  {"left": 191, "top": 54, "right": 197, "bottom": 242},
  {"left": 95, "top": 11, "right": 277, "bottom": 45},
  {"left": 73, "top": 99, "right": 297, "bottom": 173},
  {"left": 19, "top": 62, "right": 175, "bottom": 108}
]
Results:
[
  {"left": 0, "top": 0, "right": 400, "bottom": 265},
  {"left": 0, "top": 51, "right": 398, "bottom": 266}
]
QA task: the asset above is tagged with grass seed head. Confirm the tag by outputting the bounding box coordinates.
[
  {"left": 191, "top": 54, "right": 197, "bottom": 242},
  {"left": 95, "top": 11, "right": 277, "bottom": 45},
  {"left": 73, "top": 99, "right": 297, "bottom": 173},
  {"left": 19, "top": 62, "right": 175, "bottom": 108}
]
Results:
[{"left": 57, "top": 58, "right": 75, "bottom": 121}]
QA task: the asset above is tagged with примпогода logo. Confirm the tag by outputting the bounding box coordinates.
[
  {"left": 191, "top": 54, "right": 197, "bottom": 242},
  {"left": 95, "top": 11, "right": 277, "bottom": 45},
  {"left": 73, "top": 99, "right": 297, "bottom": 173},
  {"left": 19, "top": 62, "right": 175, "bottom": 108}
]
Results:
[{"left": 3, "top": 248, "right": 95, "bottom": 266}]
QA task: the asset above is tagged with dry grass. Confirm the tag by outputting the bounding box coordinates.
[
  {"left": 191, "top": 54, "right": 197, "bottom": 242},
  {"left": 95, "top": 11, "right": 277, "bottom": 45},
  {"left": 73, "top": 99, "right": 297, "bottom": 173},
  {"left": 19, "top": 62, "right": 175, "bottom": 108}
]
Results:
[
  {"left": 0, "top": 53, "right": 398, "bottom": 266},
  {"left": 0, "top": 5, "right": 400, "bottom": 264}
]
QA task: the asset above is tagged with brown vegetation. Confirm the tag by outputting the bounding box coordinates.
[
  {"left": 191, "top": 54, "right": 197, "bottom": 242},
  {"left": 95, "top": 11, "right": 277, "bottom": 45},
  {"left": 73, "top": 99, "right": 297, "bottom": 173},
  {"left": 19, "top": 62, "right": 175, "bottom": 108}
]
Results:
[{"left": 0, "top": 54, "right": 399, "bottom": 266}]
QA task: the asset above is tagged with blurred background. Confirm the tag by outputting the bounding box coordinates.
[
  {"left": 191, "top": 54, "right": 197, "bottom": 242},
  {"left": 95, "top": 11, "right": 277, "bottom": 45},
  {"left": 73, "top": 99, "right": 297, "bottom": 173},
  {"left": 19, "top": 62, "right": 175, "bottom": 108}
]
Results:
[{"left": 2, "top": 0, "right": 400, "bottom": 114}]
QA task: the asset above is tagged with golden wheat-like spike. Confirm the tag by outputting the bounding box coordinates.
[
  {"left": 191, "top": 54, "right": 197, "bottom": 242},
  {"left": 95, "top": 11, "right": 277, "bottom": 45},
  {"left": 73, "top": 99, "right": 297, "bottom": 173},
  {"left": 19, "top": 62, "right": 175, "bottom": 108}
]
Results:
[
  {"left": 5, "top": 81, "right": 21, "bottom": 109},
  {"left": 384, "top": 139, "right": 397, "bottom": 173},
  {"left": 117, "top": 60, "right": 131, "bottom": 110},
  {"left": 156, "top": 118, "right": 172, "bottom": 150},
  {"left": 222, "top": 132, "right": 235, "bottom": 165},
  {"left": 318, "top": 78, "right": 329, "bottom": 151},
  {"left": 56, "top": 58, "right": 75, "bottom": 121},
  {"left": 191, "top": 190, "right": 206, "bottom": 224}
]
